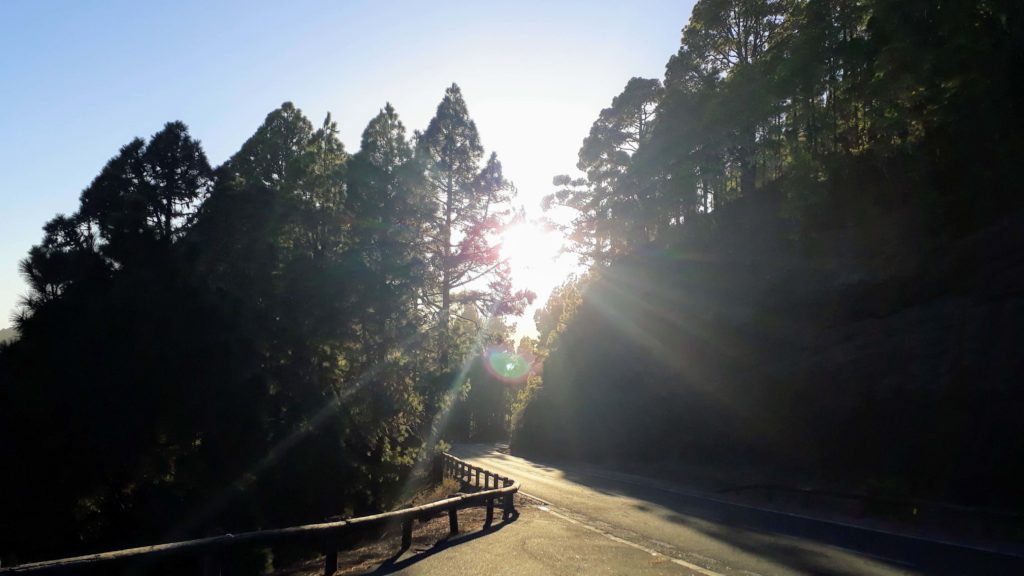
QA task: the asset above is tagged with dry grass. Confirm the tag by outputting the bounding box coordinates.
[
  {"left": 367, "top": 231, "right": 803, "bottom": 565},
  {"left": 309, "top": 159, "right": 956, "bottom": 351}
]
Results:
[{"left": 406, "top": 477, "right": 461, "bottom": 507}]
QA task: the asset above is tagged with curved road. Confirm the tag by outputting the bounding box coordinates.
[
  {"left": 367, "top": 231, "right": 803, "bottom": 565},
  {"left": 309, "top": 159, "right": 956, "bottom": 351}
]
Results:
[{"left": 451, "top": 444, "right": 1024, "bottom": 576}]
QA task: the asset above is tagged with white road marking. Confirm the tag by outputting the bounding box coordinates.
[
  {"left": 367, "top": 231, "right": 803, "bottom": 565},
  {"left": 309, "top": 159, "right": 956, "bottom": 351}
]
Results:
[
  {"left": 479, "top": 451, "right": 1018, "bottom": 560},
  {"left": 519, "top": 490, "right": 553, "bottom": 506},
  {"left": 537, "top": 504, "right": 731, "bottom": 576}
]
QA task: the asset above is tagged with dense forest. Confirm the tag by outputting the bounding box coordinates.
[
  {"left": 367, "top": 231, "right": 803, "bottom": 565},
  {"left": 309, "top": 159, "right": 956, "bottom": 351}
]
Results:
[
  {"left": 0, "top": 85, "right": 530, "bottom": 566},
  {"left": 514, "top": 0, "right": 1024, "bottom": 512},
  {"left": 3, "top": 0, "right": 1024, "bottom": 567}
]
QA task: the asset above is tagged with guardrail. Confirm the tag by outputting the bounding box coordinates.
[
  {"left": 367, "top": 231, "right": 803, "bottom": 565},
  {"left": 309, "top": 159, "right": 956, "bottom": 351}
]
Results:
[{"left": 0, "top": 453, "right": 518, "bottom": 575}]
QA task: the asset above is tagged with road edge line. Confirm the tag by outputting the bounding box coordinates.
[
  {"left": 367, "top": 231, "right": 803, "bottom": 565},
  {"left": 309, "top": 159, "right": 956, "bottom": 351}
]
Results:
[{"left": 538, "top": 505, "right": 726, "bottom": 576}]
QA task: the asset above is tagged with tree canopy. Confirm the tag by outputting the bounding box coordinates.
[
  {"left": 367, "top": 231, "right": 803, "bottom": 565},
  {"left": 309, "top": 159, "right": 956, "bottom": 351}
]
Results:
[
  {"left": 518, "top": 0, "right": 1024, "bottom": 513},
  {"left": 0, "top": 88, "right": 525, "bottom": 568},
  {"left": 416, "top": 84, "right": 533, "bottom": 368}
]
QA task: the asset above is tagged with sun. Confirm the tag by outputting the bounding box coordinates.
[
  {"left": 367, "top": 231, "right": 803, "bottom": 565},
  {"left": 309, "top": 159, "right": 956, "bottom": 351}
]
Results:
[{"left": 499, "top": 220, "right": 564, "bottom": 292}]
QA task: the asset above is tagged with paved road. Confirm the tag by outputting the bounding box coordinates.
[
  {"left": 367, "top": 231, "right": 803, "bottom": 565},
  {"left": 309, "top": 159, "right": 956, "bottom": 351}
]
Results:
[
  {"left": 360, "top": 498, "right": 712, "bottom": 576},
  {"left": 450, "top": 444, "right": 1024, "bottom": 576}
]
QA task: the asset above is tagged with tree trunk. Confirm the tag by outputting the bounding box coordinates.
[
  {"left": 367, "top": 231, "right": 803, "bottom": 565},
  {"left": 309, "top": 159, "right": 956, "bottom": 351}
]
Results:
[
  {"left": 439, "top": 172, "right": 454, "bottom": 369},
  {"left": 740, "top": 124, "right": 757, "bottom": 198},
  {"left": 164, "top": 184, "right": 174, "bottom": 241}
]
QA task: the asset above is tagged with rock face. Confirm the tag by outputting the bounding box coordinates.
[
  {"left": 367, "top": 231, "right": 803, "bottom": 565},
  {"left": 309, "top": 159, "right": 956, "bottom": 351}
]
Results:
[{"left": 514, "top": 210, "right": 1024, "bottom": 510}]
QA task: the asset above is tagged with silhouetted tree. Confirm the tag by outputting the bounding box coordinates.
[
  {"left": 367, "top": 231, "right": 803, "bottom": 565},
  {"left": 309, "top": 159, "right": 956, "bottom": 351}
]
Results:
[
  {"left": 519, "top": 0, "right": 1024, "bottom": 515},
  {"left": 415, "top": 84, "right": 532, "bottom": 368},
  {"left": 548, "top": 78, "right": 664, "bottom": 259}
]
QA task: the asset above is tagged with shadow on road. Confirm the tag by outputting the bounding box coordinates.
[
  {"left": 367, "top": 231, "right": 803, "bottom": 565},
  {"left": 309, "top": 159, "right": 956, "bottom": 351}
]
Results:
[
  {"left": 366, "top": 509, "right": 520, "bottom": 574},
  {"left": 454, "top": 444, "right": 1024, "bottom": 576}
]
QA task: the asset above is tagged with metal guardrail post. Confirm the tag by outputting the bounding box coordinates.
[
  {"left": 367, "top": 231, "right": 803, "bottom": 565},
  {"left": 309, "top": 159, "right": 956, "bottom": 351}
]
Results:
[
  {"left": 448, "top": 508, "right": 459, "bottom": 535},
  {"left": 503, "top": 478, "right": 515, "bottom": 519},
  {"left": 503, "top": 493, "right": 513, "bottom": 519},
  {"left": 323, "top": 544, "right": 337, "bottom": 576},
  {"left": 401, "top": 519, "right": 413, "bottom": 550}
]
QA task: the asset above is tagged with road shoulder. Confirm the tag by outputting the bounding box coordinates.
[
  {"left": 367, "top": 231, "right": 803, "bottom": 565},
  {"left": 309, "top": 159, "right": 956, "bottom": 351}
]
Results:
[{"left": 279, "top": 495, "right": 711, "bottom": 575}]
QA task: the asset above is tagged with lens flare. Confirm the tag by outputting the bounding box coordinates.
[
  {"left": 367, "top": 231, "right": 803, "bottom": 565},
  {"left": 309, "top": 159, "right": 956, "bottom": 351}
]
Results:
[{"left": 483, "top": 346, "right": 532, "bottom": 384}]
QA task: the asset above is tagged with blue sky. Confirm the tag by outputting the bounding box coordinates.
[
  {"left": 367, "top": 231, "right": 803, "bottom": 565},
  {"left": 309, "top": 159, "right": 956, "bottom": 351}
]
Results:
[{"left": 0, "top": 0, "right": 695, "bottom": 332}]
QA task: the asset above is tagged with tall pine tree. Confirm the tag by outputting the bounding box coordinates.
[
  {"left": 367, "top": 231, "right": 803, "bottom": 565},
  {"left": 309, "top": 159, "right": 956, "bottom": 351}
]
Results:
[{"left": 415, "top": 84, "right": 531, "bottom": 368}]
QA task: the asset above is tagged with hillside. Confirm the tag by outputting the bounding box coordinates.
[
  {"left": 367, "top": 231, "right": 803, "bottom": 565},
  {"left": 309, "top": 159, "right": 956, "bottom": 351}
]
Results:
[
  {"left": 511, "top": 0, "right": 1023, "bottom": 512},
  {"left": 514, "top": 205, "right": 1024, "bottom": 510}
]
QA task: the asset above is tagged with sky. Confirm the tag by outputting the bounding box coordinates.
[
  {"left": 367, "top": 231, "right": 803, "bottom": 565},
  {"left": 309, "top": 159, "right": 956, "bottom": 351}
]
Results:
[{"left": 0, "top": 0, "right": 695, "bottom": 335}]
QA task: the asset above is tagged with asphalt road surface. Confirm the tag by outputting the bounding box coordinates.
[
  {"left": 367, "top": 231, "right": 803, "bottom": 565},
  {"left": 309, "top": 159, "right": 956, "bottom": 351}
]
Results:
[{"left": 447, "top": 444, "right": 1024, "bottom": 576}]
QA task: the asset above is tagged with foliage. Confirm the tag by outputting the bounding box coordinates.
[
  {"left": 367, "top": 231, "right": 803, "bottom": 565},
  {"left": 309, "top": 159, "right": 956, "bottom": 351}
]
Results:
[
  {"left": 415, "top": 84, "right": 534, "bottom": 368},
  {"left": 518, "top": 0, "right": 1024, "bottom": 508},
  {"left": 0, "top": 91, "right": 522, "bottom": 566}
]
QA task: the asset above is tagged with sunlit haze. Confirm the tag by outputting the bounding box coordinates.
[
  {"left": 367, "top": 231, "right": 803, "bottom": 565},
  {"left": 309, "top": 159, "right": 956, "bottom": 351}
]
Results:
[
  {"left": 3, "top": 2, "right": 1021, "bottom": 572},
  {"left": 0, "top": 0, "right": 694, "bottom": 335},
  {"left": 500, "top": 218, "right": 569, "bottom": 312}
]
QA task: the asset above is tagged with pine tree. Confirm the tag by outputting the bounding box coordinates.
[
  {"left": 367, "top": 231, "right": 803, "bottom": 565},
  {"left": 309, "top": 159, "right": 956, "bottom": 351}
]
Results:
[
  {"left": 142, "top": 121, "right": 213, "bottom": 242},
  {"left": 415, "top": 84, "right": 530, "bottom": 368},
  {"left": 347, "top": 103, "right": 428, "bottom": 366},
  {"left": 296, "top": 113, "right": 348, "bottom": 258},
  {"left": 684, "top": 0, "right": 794, "bottom": 198},
  {"left": 548, "top": 77, "right": 664, "bottom": 259}
]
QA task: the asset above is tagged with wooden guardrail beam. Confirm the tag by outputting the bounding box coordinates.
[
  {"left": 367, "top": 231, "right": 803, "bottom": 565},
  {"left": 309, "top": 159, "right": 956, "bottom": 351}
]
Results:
[{"left": 0, "top": 453, "right": 519, "bottom": 575}]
